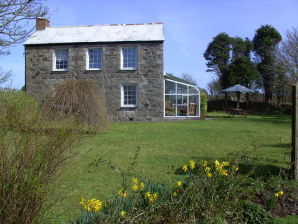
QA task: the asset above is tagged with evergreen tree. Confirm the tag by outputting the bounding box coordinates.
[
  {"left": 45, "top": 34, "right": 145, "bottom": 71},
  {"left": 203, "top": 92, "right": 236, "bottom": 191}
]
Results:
[{"left": 253, "top": 25, "right": 282, "bottom": 104}]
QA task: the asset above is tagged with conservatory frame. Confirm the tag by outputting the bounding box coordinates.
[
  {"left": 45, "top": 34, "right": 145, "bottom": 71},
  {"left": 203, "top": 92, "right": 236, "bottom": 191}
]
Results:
[{"left": 164, "top": 78, "right": 200, "bottom": 118}]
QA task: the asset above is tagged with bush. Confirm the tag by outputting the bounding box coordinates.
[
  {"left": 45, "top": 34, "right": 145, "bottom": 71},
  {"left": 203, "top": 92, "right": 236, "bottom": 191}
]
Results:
[
  {"left": 0, "top": 90, "right": 84, "bottom": 224},
  {"left": 200, "top": 92, "right": 208, "bottom": 119},
  {"left": 42, "top": 80, "right": 108, "bottom": 132}
]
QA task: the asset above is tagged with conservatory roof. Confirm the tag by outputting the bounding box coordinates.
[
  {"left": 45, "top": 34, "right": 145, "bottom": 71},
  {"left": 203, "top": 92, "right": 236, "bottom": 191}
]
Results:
[
  {"left": 24, "top": 23, "right": 164, "bottom": 45},
  {"left": 164, "top": 73, "right": 197, "bottom": 86}
]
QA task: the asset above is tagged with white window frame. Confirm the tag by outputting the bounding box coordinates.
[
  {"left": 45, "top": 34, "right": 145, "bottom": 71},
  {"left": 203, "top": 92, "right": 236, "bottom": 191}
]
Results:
[
  {"left": 164, "top": 79, "right": 200, "bottom": 118},
  {"left": 121, "top": 84, "right": 138, "bottom": 108},
  {"left": 52, "top": 48, "right": 69, "bottom": 71},
  {"left": 86, "top": 48, "right": 103, "bottom": 70},
  {"left": 120, "top": 47, "right": 138, "bottom": 70}
]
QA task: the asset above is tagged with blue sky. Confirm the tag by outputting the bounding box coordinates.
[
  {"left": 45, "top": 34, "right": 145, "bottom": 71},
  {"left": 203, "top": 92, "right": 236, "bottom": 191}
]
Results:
[{"left": 1, "top": 0, "right": 297, "bottom": 89}]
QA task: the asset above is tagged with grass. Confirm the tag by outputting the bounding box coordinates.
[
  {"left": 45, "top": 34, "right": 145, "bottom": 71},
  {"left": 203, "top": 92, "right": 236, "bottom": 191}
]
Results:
[{"left": 45, "top": 112, "right": 294, "bottom": 223}]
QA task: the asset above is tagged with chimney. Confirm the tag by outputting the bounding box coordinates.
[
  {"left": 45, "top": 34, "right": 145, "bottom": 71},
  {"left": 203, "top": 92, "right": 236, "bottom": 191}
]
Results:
[{"left": 36, "top": 17, "right": 50, "bottom": 31}]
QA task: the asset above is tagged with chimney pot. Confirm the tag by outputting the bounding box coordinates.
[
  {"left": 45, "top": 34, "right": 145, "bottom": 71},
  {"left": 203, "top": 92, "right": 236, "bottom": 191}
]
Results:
[{"left": 36, "top": 17, "right": 49, "bottom": 31}]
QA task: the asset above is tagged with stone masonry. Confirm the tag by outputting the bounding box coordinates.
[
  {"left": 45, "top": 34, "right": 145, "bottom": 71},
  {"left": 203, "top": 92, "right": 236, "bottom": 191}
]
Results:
[{"left": 25, "top": 41, "right": 164, "bottom": 121}]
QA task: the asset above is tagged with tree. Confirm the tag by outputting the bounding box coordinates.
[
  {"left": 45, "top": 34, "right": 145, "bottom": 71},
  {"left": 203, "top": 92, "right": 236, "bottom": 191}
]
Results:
[
  {"left": 180, "top": 73, "right": 198, "bottom": 86},
  {"left": 0, "top": 0, "right": 48, "bottom": 85},
  {"left": 204, "top": 33, "right": 231, "bottom": 88},
  {"left": 226, "top": 57, "right": 259, "bottom": 88},
  {"left": 207, "top": 79, "right": 221, "bottom": 95},
  {"left": 277, "top": 27, "right": 298, "bottom": 82},
  {"left": 253, "top": 24, "right": 282, "bottom": 104},
  {"left": 231, "top": 37, "right": 253, "bottom": 60}
]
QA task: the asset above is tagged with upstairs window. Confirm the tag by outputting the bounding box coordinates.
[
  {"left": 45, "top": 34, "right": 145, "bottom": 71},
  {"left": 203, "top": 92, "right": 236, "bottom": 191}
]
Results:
[
  {"left": 87, "top": 48, "right": 102, "bottom": 70},
  {"left": 54, "top": 49, "right": 69, "bottom": 71},
  {"left": 121, "top": 47, "right": 137, "bottom": 70},
  {"left": 121, "top": 84, "right": 138, "bottom": 107}
]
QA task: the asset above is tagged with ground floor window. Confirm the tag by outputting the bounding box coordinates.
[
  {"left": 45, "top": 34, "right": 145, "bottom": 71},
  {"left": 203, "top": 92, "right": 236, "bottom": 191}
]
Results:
[
  {"left": 121, "top": 84, "right": 138, "bottom": 107},
  {"left": 164, "top": 79, "right": 200, "bottom": 117}
]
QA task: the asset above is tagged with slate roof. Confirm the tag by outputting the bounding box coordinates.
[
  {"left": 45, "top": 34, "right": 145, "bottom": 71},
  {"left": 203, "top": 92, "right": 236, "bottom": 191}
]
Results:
[{"left": 24, "top": 23, "right": 164, "bottom": 45}]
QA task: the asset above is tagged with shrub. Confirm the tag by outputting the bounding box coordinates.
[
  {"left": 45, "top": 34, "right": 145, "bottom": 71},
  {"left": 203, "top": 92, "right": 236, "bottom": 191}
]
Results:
[
  {"left": 0, "top": 90, "right": 84, "bottom": 224},
  {"left": 200, "top": 92, "right": 208, "bottom": 119},
  {"left": 42, "top": 80, "right": 108, "bottom": 132}
]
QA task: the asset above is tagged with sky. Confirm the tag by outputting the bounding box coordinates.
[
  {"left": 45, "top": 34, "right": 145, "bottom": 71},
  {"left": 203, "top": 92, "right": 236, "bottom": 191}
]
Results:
[{"left": 0, "top": 0, "right": 297, "bottom": 89}]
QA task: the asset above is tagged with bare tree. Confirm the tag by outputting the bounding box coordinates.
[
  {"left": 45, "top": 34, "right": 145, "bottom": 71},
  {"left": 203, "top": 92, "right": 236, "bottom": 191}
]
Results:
[
  {"left": 207, "top": 78, "right": 221, "bottom": 95},
  {"left": 0, "top": 0, "right": 48, "bottom": 86},
  {"left": 180, "top": 73, "right": 198, "bottom": 86},
  {"left": 277, "top": 27, "right": 298, "bottom": 82},
  {"left": 0, "top": 0, "right": 48, "bottom": 55},
  {"left": 0, "top": 68, "right": 12, "bottom": 85}
]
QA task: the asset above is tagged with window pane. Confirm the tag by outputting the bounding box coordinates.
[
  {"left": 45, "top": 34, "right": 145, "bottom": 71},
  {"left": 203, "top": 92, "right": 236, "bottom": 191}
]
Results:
[
  {"left": 189, "top": 86, "right": 199, "bottom": 94},
  {"left": 177, "top": 83, "right": 187, "bottom": 94},
  {"left": 122, "top": 48, "right": 137, "bottom": 69},
  {"left": 177, "top": 105, "right": 187, "bottom": 116},
  {"left": 88, "top": 49, "right": 102, "bottom": 69},
  {"left": 165, "top": 80, "right": 176, "bottom": 94},
  {"left": 123, "top": 85, "right": 137, "bottom": 105},
  {"left": 165, "top": 95, "right": 176, "bottom": 116},
  {"left": 55, "top": 49, "right": 68, "bottom": 70},
  {"left": 189, "top": 95, "right": 199, "bottom": 116}
]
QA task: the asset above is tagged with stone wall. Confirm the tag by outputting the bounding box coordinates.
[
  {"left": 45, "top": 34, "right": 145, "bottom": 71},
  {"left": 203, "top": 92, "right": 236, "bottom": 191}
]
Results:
[{"left": 25, "top": 41, "right": 164, "bottom": 121}]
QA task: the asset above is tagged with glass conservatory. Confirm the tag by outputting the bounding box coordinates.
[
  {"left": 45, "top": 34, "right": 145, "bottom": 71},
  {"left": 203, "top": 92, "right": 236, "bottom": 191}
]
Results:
[{"left": 164, "top": 75, "right": 200, "bottom": 118}]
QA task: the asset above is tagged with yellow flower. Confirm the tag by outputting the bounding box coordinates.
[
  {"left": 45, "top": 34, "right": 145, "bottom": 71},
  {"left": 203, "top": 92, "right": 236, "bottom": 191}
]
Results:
[
  {"left": 120, "top": 210, "right": 126, "bottom": 217},
  {"left": 207, "top": 172, "right": 212, "bottom": 178},
  {"left": 117, "top": 189, "right": 128, "bottom": 197},
  {"left": 222, "top": 161, "right": 229, "bottom": 167},
  {"left": 177, "top": 181, "right": 182, "bottom": 187},
  {"left": 173, "top": 192, "right": 177, "bottom": 197},
  {"left": 182, "top": 165, "right": 188, "bottom": 172},
  {"left": 205, "top": 167, "right": 211, "bottom": 172},
  {"left": 221, "top": 169, "right": 228, "bottom": 176},
  {"left": 132, "top": 184, "right": 139, "bottom": 191},
  {"left": 139, "top": 182, "right": 145, "bottom": 190},
  {"left": 201, "top": 160, "right": 208, "bottom": 167},
  {"left": 189, "top": 160, "right": 196, "bottom": 169},
  {"left": 232, "top": 165, "right": 239, "bottom": 172},
  {"left": 132, "top": 177, "right": 139, "bottom": 184},
  {"left": 80, "top": 198, "right": 103, "bottom": 212},
  {"left": 145, "top": 191, "right": 158, "bottom": 203},
  {"left": 275, "top": 191, "right": 284, "bottom": 197}
]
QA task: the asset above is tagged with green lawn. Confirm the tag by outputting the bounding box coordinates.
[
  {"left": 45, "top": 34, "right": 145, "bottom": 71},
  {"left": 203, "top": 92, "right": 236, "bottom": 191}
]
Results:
[{"left": 46, "top": 112, "right": 293, "bottom": 223}]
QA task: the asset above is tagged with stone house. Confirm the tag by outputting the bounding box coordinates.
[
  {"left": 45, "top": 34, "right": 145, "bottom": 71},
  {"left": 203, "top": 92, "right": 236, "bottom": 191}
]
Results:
[{"left": 25, "top": 18, "right": 200, "bottom": 121}]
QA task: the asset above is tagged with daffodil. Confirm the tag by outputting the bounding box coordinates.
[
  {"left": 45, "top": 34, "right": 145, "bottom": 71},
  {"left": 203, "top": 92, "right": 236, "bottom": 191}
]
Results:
[
  {"left": 145, "top": 191, "right": 158, "bottom": 203},
  {"left": 275, "top": 190, "right": 284, "bottom": 197},
  {"left": 189, "top": 160, "right": 196, "bottom": 169},
  {"left": 117, "top": 189, "right": 128, "bottom": 197},
  {"left": 207, "top": 172, "right": 212, "bottom": 178},
  {"left": 79, "top": 198, "right": 103, "bottom": 212},
  {"left": 177, "top": 180, "right": 182, "bottom": 187},
  {"left": 132, "top": 177, "right": 139, "bottom": 184},
  {"left": 222, "top": 161, "right": 229, "bottom": 167},
  {"left": 132, "top": 184, "right": 139, "bottom": 191},
  {"left": 201, "top": 160, "right": 208, "bottom": 167},
  {"left": 120, "top": 210, "right": 126, "bottom": 217},
  {"left": 139, "top": 182, "right": 145, "bottom": 190},
  {"left": 182, "top": 165, "right": 188, "bottom": 172},
  {"left": 173, "top": 192, "right": 177, "bottom": 197}
]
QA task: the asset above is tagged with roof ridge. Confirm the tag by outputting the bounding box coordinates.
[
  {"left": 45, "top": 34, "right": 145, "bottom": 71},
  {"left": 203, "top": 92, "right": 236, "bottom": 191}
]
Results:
[{"left": 47, "top": 22, "right": 163, "bottom": 29}]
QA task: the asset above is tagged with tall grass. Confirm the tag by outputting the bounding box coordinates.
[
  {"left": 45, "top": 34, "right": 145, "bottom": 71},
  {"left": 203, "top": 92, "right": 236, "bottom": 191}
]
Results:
[{"left": 0, "top": 90, "right": 84, "bottom": 224}]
